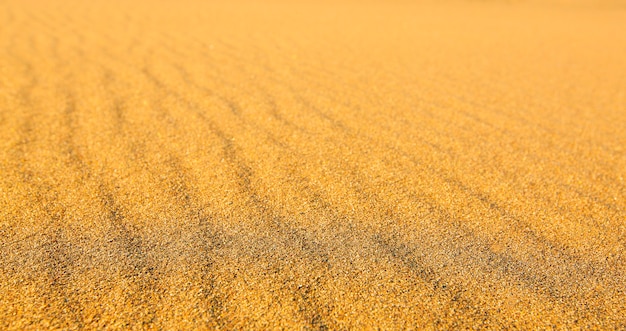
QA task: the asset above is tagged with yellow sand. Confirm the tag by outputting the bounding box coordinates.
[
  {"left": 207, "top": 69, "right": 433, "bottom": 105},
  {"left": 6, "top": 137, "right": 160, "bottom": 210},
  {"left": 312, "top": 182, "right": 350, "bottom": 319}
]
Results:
[{"left": 1, "top": 0, "right": 625, "bottom": 329}]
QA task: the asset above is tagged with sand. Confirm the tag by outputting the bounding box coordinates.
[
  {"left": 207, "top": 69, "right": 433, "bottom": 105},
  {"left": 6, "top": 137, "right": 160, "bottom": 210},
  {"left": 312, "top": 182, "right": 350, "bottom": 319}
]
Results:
[{"left": 1, "top": 0, "right": 625, "bottom": 329}]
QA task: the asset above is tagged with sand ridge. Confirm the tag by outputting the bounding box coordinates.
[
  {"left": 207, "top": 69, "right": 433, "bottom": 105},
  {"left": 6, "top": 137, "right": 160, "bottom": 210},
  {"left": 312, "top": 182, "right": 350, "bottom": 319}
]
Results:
[{"left": 1, "top": 0, "right": 625, "bottom": 329}]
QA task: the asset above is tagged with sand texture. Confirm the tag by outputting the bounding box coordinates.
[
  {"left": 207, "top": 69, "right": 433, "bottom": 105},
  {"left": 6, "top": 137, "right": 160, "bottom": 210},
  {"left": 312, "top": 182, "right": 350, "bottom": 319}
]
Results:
[{"left": 1, "top": 0, "right": 626, "bottom": 329}]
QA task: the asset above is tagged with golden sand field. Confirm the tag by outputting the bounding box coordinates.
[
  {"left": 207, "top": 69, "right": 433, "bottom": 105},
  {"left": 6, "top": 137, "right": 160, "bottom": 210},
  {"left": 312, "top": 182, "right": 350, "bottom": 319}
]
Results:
[{"left": 1, "top": 0, "right": 625, "bottom": 329}]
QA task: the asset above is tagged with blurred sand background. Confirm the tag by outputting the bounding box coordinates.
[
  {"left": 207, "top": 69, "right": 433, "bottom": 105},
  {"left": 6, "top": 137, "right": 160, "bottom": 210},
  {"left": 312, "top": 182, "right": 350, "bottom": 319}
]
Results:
[{"left": 1, "top": 0, "right": 625, "bottom": 329}]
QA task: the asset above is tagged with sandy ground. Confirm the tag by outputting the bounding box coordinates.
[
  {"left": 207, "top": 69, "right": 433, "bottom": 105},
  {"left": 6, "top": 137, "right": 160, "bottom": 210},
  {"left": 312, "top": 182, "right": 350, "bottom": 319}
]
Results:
[{"left": 1, "top": 0, "right": 625, "bottom": 329}]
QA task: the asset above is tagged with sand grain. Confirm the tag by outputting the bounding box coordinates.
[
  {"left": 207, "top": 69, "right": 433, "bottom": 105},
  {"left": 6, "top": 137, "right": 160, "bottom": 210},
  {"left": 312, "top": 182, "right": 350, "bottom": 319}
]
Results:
[{"left": 1, "top": 0, "right": 625, "bottom": 329}]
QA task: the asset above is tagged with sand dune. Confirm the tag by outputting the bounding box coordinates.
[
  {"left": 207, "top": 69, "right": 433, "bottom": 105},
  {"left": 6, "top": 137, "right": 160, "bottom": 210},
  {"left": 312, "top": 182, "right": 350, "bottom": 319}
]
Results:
[{"left": 1, "top": 0, "right": 625, "bottom": 329}]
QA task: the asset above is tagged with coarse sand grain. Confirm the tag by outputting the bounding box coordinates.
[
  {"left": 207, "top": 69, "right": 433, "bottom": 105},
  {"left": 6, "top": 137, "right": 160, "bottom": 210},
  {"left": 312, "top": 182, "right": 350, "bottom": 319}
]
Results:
[{"left": 1, "top": 0, "right": 625, "bottom": 329}]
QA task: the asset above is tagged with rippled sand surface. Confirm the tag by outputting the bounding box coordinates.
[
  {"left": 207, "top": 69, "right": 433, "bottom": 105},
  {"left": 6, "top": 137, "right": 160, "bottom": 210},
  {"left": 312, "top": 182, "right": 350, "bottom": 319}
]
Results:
[{"left": 1, "top": 0, "right": 625, "bottom": 329}]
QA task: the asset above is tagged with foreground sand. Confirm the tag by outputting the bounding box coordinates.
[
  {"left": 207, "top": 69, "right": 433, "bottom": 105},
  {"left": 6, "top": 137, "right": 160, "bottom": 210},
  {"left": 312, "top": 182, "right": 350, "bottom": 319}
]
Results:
[{"left": 1, "top": 0, "right": 625, "bottom": 329}]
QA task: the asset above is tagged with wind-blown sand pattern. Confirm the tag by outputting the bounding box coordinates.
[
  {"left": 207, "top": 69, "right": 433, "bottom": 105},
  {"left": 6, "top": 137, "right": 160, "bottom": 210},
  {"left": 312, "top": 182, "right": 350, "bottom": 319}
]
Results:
[{"left": 1, "top": 0, "right": 625, "bottom": 329}]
